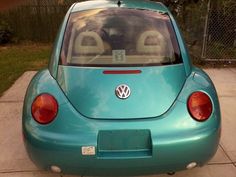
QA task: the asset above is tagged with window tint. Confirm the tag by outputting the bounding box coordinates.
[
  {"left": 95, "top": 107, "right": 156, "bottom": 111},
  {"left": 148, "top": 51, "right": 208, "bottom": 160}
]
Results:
[{"left": 60, "top": 8, "right": 182, "bottom": 67}]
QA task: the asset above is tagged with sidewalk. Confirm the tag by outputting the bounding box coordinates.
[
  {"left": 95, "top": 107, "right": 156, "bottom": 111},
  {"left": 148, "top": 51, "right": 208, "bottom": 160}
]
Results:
[{"left": 0, "top": 69, "right": 236, "bottom": 177}]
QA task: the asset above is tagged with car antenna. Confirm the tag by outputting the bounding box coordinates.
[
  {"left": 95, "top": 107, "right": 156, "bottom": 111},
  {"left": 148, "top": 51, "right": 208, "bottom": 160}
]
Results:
[{"left": 117, "top": 0, "right": 121, "bottom": 7}]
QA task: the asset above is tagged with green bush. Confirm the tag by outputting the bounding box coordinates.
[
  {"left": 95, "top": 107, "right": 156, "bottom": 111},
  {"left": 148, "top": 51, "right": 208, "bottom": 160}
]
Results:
[{"left": 0, "top": 20, "right": 12, "bottom": 44}]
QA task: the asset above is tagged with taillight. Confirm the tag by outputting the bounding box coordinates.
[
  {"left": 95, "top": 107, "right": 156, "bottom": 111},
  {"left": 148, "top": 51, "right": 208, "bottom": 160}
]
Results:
[
  {"left": 31, "top": 94, "right": 58, "bottom": 124},
  {"left": 187, "top": 91, "right": 212, "bottom": 121}
]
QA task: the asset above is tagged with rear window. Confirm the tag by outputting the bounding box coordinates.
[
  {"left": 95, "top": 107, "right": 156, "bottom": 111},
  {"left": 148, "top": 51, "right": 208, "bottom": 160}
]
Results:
[{"left": 60, "top": 8, "right": 182, "bottom": 67}]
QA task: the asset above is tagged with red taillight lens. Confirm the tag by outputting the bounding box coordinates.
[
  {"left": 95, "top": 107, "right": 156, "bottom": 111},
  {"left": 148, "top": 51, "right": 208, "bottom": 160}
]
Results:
[
  {"left": 31, "top": 94, "right": 58, "bottom": 124},
  {"left": 187, "top": 91, "right": 212, "bottom": 121}
]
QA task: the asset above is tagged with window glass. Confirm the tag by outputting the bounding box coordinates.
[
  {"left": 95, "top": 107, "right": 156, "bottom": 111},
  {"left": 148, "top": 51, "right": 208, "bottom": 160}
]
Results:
[{"left": 60, "top": 8, "right": 182, "bottom": 66}]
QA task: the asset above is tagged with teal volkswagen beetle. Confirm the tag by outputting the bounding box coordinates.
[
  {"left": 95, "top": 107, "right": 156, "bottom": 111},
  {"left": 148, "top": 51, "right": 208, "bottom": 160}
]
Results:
[{"left": 22, "top": 0, "right": 221, "bottom": 175}]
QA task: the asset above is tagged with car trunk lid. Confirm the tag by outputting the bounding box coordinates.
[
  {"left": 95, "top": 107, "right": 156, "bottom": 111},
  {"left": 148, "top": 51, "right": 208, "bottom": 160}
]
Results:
[{"left": 57, "top": 64, "right": 186, "bottom": 119}]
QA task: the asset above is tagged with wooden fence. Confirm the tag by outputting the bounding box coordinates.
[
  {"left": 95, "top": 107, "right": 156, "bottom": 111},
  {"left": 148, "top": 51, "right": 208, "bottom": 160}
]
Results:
[{"left": 1, "top": 0, "right": 78, "bottom": 42}]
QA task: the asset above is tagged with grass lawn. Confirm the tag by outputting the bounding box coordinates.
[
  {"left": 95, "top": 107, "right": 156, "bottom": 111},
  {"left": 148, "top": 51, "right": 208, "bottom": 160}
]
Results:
[{"left": 0, "top": 43, "right": 51, "bottom": 96}]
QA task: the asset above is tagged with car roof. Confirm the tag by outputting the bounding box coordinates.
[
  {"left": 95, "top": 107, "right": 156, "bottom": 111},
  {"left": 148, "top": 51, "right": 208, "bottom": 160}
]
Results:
[{"left": 71, "top": 0, "right": 169, "bottom": 13}]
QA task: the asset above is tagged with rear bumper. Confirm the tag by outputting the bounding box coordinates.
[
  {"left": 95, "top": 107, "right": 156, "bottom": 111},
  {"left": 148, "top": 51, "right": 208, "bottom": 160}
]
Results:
[
  {"left": 23, "top": 99, "right": 220, "bottom": 176},
  {"left": 24, "top": 126, "right": 219, "bottom": 176}
]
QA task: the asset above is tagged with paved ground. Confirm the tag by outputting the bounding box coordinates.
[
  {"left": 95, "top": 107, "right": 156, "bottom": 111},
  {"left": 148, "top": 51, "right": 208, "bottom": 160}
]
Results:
[{"left": 0, "top": 68, "right": 236, "bottom": 177}]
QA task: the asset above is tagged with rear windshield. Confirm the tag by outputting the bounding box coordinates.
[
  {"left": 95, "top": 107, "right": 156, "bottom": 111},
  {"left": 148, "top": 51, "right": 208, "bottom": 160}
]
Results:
[{"left": 60, "top": 8, "right": 182, "bottom": 67}]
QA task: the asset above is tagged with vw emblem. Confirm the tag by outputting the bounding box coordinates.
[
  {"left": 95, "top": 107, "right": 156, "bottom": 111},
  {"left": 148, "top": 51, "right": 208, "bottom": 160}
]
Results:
[{"left": 115, "top": 84, "right": 131, "bottom": 99}]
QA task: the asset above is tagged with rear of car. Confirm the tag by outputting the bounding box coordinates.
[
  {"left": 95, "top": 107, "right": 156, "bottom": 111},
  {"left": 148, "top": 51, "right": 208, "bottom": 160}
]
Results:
[{"left": 22, "top": 0, "right": 221, "bottom": 175}]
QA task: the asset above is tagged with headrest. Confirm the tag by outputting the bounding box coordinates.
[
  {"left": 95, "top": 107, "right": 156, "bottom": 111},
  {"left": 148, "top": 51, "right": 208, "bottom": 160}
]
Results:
[{"left": 74, "top": 31, "right": 104, "bottom": 55}]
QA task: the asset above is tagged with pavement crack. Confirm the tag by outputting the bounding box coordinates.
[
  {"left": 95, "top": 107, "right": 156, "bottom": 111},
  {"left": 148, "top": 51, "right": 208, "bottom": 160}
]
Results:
[
  {"left": 207, "top": 162, "right": 234, "bottom": 165},
  {"left": 0, "top": 169, "right": 42, "bottom": 174},
  {"left": 219, "top": 95, "right": 236, "bottom": 98},
  {"left": 219, "top": 144, "right": 235, "bottom": 166},
  {"left": 0, "top": 100, "right": 23, "bottom": 103}
]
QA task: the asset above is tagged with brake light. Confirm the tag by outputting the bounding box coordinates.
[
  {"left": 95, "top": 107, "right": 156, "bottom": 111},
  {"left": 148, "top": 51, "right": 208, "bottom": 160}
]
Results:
[
  {"left": 187, "top": 91, "right": 212, "bottom": 121},
  {"left": 31, "top": 94, "right": 58, "bottom": 124},
  {"left": 103, "top": 70, "right": 141, "bottom": 74}
]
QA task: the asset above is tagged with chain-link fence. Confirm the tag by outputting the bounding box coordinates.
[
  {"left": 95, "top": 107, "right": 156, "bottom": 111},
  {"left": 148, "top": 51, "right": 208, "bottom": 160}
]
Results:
[
  {"left": 202, "top": 0, "right": 236, "bottom": 60},
  {"left": 174, "top": 2, "right": 208, "bottom": 62}
]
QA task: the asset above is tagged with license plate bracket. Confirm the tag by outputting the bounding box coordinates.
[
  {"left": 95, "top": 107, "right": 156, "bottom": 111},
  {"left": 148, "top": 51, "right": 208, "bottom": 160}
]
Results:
[{"left": 97, "top": 130, "right": 152, "bottom": 158}]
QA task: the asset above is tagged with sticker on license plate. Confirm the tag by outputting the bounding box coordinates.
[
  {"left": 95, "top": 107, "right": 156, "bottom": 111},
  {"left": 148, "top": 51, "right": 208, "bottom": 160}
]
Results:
[{"left": 81, "top": 146, "right": 96, "bottom": 155}]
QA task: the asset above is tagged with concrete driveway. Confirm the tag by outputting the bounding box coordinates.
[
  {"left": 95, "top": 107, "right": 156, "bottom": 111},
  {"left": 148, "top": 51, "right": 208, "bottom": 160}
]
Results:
[{"left": 0, "top": 68, "right": 236, "bottom": 177}]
